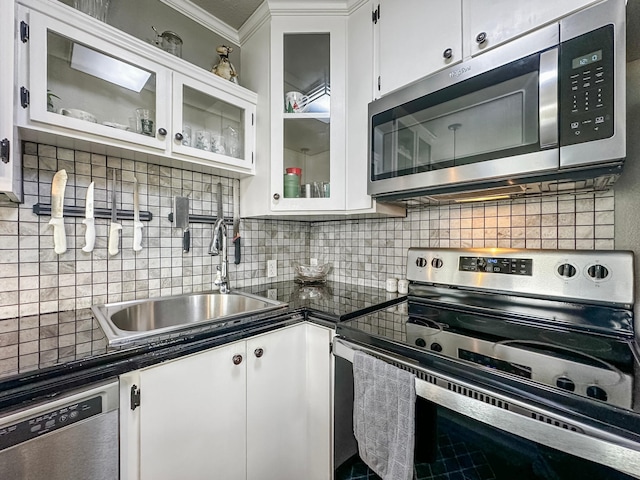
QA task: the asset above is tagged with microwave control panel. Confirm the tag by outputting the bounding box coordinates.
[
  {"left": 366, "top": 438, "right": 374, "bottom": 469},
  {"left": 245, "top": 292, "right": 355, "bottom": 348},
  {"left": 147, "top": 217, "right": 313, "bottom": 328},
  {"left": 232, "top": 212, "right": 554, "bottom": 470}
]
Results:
[{"left": 559, "top": 25, "right": 614, "bottom": 146}]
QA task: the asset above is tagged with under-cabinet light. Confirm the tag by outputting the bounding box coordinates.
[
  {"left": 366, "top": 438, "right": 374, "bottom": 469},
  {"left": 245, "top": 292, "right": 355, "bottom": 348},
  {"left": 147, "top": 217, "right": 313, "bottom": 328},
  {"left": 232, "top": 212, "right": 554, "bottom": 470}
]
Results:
[
  {"left": 453, "top": 194, "right": 511, "bottom": 203},
  {"left": 71, "top": 43, "right": 152, "bottom": 93}
]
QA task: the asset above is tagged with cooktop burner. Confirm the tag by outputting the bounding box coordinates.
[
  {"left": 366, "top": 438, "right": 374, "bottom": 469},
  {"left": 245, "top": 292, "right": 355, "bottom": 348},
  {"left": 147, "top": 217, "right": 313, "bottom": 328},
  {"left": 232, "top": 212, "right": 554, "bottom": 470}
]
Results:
[{"left": 338, "top": 248, "right": 638, "bottom": 412}]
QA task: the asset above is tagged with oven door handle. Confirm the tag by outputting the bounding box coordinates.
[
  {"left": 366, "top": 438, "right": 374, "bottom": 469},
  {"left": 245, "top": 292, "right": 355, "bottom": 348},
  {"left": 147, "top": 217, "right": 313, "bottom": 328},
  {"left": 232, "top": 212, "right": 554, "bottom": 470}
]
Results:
[
  {"left": 539, "top": 47, "right": 559, "bottom": 148},
  {"left": 333, "top": 337, "right": 640, "bottom": 478}
]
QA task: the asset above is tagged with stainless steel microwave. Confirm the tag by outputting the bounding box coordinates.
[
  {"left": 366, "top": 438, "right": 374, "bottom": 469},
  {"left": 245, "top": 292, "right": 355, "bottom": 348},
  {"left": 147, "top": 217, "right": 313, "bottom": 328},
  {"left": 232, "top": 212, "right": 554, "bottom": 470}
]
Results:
[{"left": 368, "top": 0, "right": 625, "bottom": 201}]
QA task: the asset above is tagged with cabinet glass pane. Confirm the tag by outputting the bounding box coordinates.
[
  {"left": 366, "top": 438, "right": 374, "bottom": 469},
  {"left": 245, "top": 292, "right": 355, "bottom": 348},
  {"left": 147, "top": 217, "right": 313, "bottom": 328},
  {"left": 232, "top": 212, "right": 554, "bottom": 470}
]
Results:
[
  {"left": 47, "top": 30, "right": 156, "bottom": 135},
  {"left": 180, "top": 86, "right": 244, "bottom": 159},
  {"left": 283, "top": 33, "right": 330, "bottom": 198},
  {"left": 284, "top": 119, "right": 330, "bottom": 198}
]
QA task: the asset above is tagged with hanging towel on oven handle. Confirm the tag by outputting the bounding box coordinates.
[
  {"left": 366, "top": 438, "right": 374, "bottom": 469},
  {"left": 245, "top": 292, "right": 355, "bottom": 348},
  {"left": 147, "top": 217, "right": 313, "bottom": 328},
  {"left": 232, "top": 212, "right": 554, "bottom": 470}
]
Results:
[{"left": 352, "top": 350, "right": 416, "bottom": 480}]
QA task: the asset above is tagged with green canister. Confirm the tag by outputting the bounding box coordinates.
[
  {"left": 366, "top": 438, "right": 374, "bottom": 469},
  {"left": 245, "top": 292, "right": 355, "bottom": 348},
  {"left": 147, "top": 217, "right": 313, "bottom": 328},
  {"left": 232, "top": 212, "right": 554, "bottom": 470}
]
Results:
[{"left": 284, "top": 173, "right": 300, "bottom": 198}]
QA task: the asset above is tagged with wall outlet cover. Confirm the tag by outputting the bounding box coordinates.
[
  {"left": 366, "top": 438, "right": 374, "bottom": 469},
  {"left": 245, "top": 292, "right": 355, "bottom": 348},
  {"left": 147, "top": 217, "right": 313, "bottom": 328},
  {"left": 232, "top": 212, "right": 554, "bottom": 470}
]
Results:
[
  {"left": 267, "top": 259, "right": 277, "bottom": 278},
  {"left": 267, "top": 288, "right": 278, "bottom": 300}
]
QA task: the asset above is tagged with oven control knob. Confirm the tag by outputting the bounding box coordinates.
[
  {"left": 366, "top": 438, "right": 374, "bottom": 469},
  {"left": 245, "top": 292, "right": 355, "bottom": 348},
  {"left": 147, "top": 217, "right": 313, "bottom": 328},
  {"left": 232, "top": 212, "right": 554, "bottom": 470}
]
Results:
[
  {"left": 586, "top": 385, "right": 608, "bottom": 402},
  {"left": 587, "top": 264, "right": 609, "bottom": 280},
  {"left": 416, "top": 257, "right": 428, "bottom": 268},
  {"left": 557, "top": 264, "right": 577, "bottom": 278},
  {"left": 431, "top": 258, "right": 443, "bottom": 268},
  {"left": 430, "top": 342, "right": 443, "bottom": 352},
  {"left": 556, "top": 376, "right": 576, "bottom": 392},
  {"left": 415, "top": 338, "right": 427, "bottom": 348}
]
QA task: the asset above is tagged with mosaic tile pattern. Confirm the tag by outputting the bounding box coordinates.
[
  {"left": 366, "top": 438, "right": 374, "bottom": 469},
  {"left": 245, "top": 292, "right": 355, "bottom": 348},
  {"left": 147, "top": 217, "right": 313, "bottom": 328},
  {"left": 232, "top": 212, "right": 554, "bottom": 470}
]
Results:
[{"left": 312, "top": 192, "right": 615, "bottom": 286}]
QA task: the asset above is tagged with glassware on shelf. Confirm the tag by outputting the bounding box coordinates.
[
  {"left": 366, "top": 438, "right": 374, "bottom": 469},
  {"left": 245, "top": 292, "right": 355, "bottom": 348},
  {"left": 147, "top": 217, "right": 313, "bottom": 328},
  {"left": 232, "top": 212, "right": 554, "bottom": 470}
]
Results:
[
  {"left": 73, "top": 0, "right": 110, "bottom": 22},
  {"left": 152, "top": 27, "right": 183, "bottom": 58},
  {"left": 224, "top": 126, "right": 240, "bottom": 157},
  {"left": 135, "top": 108, "right": 154, "bottom": 136},
  {"left": 195, "top": 130, "right": 211, "bottom": 151},
  {"left": 182, "top": 125, "right": 192, "bottom": 146}
]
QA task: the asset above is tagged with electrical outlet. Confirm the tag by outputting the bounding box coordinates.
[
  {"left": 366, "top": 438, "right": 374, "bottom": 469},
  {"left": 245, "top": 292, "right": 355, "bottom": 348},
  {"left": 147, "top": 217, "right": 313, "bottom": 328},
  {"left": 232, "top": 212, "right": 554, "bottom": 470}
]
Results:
[
  {"left": 267, "top": 288, "right": 278, "bottom": 300},
  {"left": 267, "top": 259, "right": 277, "bottom": 278},
  {"left": 310, "top": 258, "right": 318, "bottom": 266}
]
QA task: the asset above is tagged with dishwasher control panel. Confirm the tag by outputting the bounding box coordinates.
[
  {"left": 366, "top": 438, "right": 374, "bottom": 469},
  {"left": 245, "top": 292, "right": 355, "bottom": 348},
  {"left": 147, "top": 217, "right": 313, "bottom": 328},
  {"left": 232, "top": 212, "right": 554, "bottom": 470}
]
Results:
[{"left": 0, "top": 396, "right": 102, "bottom": 451}]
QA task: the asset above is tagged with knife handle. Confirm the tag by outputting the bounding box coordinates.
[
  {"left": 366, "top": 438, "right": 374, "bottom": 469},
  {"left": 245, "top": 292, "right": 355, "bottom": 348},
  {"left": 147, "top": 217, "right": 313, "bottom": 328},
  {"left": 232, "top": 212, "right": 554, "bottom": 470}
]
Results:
[
  {"left": 49, "top": 217, "right": 67, "bottom": 255},
  {"left": 82, "top": 218, "right": 95, "bottom": 253},
  {"left": 133, "top": 221, "right": 144, "bottom": 252},
  {"left": 234, "top": 236, "right": 241, "bottom": 264},
  {"left": 108, "top": 222, "right": 122, "bottom": 256},
  {"left": 183, "top": 229, "right": 190, "bottom": 253}
]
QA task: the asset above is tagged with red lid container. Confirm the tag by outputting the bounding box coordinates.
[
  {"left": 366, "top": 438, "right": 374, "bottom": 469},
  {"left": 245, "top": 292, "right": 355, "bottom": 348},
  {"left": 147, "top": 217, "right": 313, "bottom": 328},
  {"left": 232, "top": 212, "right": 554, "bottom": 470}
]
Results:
[{"left": 286, "top": 167, "right": 302, "bottom": 176}]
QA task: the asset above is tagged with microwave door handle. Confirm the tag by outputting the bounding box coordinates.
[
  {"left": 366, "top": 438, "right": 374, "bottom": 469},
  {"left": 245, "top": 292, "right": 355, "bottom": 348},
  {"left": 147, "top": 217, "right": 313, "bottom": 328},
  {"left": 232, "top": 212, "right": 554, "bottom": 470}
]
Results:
[{"left": 539, "top": 48, "right": 559, "bottom": 148}]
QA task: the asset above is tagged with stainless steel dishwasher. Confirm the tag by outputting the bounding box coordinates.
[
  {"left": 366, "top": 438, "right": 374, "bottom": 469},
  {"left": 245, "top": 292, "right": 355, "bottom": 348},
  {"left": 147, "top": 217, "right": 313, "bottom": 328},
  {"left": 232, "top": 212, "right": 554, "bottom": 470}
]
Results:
[{"left": 0, "top": 379, "right": 119, "bottom": 480}]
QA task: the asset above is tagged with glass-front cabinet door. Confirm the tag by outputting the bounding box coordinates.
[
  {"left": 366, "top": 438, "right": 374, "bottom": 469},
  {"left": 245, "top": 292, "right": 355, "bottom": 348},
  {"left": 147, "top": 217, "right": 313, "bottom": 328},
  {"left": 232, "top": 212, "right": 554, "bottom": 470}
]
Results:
[
  {"left": 270, "top": 17, "right": 346, "bottom": 211},
  {"left": 23, "top": 9, "right": 170, "bottom": 150},
  {"left": 172, "top": 73, "right": 256, "bottom": 171}
]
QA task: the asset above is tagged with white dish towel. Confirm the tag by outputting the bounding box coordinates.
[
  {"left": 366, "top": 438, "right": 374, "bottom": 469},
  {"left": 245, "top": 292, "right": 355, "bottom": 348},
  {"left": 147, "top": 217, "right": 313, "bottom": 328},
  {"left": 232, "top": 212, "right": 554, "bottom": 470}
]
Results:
[{"left": 353, "top": 350, "right": 416, "bottom": 480}]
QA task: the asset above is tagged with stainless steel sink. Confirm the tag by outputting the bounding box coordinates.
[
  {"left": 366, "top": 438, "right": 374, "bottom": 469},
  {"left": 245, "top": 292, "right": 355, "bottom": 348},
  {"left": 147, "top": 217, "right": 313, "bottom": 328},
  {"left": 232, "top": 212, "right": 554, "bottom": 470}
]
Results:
[{"left": 91, "top": 291, "right": 288, "bottom": 347}]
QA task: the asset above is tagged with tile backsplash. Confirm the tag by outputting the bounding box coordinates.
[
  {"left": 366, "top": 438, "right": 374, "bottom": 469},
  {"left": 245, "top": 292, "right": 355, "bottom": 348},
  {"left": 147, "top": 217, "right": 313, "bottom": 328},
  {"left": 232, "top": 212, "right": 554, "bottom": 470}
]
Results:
[{"left": 0, "top": 142, "right": 616, "bottom": 322}]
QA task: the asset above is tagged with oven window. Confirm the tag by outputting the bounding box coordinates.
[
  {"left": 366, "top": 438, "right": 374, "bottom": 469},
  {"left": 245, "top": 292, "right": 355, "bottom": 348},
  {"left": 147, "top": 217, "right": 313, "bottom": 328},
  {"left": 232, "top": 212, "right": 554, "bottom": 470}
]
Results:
[
  {"left": 371, "top": 53, "right": 542, "bottom": 181},
  {"left": 337, "top": 405, "right": 637, "bottom": 480}
]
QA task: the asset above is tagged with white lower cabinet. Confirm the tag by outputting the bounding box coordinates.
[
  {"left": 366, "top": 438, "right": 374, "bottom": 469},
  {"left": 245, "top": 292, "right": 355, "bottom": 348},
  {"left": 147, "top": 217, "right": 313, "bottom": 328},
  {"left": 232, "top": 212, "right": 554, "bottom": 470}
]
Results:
[{"left": 119, "top": 322, "right": 333, "bottom": 480}]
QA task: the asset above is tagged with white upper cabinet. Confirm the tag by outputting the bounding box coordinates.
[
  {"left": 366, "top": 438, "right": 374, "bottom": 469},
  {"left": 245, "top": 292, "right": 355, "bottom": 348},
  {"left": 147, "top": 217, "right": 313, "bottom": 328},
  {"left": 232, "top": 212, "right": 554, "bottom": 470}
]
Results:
[
  {"left": 15, "top": 0, "right": 257, "bottom": 175},
  {"left": 375, "top": 0, "right": 462, "bottom": 97},
  {"left": 374, "top": 0, "right": 601, "bottom": 98},
  {"left": 0, "top": 1, "right": 21, "bottom": 202},
  {"left": 463, "top": 0, "right": 601, "bottom": 58}
]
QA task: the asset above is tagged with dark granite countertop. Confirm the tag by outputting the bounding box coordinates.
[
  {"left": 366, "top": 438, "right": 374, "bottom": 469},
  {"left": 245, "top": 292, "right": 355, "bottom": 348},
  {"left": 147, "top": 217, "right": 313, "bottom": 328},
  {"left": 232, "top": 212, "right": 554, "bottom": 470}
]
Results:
[{"left": 0, "top": 281, "right": 402, "bottom": 411}]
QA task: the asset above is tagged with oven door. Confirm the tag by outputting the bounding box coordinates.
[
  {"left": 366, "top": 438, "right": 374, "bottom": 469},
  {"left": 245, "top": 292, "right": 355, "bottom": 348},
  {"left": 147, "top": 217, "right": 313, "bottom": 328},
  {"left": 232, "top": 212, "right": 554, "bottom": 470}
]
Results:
[
  {"left": 367, "top": 25, "right": 559, "bottom": 199},
  {"left": 333, "top": 338, "right": 640, "bottom": 479}
]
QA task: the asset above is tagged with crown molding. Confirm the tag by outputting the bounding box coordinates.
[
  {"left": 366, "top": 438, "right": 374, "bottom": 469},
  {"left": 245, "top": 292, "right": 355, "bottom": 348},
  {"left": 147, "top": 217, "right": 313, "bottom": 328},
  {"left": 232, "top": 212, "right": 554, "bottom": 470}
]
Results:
[{"left": 158, "top": 0, "right": 240, "bottom": 45}]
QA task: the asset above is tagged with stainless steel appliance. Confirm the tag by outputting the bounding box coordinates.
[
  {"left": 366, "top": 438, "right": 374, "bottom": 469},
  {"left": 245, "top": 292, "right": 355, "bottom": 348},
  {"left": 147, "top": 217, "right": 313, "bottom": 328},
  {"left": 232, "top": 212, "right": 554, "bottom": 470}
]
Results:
[
  {"left": 0, "top": 379, "right": 119, "bottom": 480},
  {"left": 368, "top": 0, "right": 625, "bottom": 203},
  {"left": 334, "top": 248, "right": 640, "bottom": 479}
]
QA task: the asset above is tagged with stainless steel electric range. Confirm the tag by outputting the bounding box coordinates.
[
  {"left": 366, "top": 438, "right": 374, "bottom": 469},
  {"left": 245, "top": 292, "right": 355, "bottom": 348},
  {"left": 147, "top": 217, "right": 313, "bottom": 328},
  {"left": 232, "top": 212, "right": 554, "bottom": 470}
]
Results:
[{"left": 334, "top": 248, "right": 640, "bottom": 479}]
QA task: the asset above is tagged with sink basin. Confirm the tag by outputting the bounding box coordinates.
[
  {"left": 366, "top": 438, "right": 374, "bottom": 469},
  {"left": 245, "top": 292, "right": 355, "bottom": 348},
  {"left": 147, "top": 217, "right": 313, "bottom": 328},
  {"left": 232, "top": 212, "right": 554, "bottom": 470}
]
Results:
[{"left": 92, "top": 291, "right": 288, "bottom": 347}]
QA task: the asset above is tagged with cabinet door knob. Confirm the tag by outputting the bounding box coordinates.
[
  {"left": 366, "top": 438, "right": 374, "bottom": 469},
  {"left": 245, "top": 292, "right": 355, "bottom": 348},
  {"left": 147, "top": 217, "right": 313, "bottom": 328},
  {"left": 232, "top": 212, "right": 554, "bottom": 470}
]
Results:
[
  {"left": 232, "top": 354, "right": 243, "bottom": 365},
  {"left": 273, "top": 193, "right": 280, "bottom": 200},
  {"left": 254, "top": 348, "right": 264, "bottom": 358},
  {"left": 476, "top": 32, "right": 487, "bottom": 44},
  {"left": 175, "top": 132, "right": 183, "bottom": 141},
  {"left": 442, "top": 48, "right": 453, "bottom": 59},
  {"left": 158, "top": 128, "right": 167, "bottom": 136}
]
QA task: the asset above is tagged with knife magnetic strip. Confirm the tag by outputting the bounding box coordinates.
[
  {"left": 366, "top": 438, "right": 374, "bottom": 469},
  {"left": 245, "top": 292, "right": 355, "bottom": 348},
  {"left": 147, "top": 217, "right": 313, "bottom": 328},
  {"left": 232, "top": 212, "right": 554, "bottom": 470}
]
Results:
[
  {"left": 167, "top": 213, "right": 233, "bottom": 225},
  {"left": 33, "top": 203, "right": 153, "bottom": 221}
]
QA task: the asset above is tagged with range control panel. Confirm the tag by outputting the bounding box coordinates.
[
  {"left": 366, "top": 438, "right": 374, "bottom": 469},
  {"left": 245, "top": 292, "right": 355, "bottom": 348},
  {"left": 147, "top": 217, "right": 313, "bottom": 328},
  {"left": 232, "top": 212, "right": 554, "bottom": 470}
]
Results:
[
  {"left": 459, "top": 256, "right": 533, "bottom": 276},
  {"left": 0, "top": 396, "right": 102, "bottom": 451},
  {"left": 406, "top": 248, "right": 634, "bottom": 306},
  {"left": 560, "top": 25, "right": 615, "bottom": 146}
]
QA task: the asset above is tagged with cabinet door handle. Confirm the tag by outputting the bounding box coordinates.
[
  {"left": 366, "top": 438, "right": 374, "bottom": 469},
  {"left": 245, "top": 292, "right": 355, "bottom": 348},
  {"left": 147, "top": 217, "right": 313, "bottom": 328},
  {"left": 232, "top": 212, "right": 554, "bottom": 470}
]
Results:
[
  {"left": 273, "top": 193, "right": 280, "bottom": 200},
  {"left": 476, "top": 31, "right": 487, "bottom": 44},
  {"left": 175, "top": 132, "right": 183, "bottom": 141},
  {"left": 254, "top": 348, "right": 264, "bottom": 358},
  {"left": 233, "top": 354, "right": 243, "bottom": 365},
  {"left": 442, "top": 48, "right": 453, "bottom": 59},
  {"left": 158, "top": 128, "right": 167, "bottom": 136}
]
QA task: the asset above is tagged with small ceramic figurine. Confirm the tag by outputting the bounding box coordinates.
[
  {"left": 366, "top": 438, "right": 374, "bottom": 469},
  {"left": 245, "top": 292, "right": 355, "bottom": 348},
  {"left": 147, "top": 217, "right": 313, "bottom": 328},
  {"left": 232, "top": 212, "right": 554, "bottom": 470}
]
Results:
[{"left": 211, "top": 45, "right": 238, "bottom": 84}]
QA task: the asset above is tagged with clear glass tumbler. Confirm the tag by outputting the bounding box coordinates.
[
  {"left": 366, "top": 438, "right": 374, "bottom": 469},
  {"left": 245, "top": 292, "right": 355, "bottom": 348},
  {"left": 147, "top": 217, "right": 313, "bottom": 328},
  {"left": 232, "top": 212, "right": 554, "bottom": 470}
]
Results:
[{"left": 74, "top": 0, "right": 111, "bottom": 22}]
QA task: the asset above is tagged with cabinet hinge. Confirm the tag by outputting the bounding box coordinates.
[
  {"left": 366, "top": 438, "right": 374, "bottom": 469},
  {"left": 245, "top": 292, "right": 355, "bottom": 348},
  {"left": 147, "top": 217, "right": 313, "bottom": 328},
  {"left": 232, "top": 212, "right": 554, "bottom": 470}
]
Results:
[
  {"left": 20, "top": 87, "right": 29, "bottom": 108},
  {"left": 0, "top": 139, "right": 9, "bottom": 164},
  {"left": 130, "top": 384, "right": 141, "bottom": 410},
  {"left": 377, "top": 76, "right": 381, "bottom": 91},
  {"left": 251, "top": 113, "right": 254, "bottom": 126},
  {"left": 252, "top": 152, "right": 254, "bottom": 164},
  {"left": 20, "top": 21, "right": 29, "bottom": 43},
  {"left": 329, "top": 341, "right": 333, "bottom": 354},
  {"left": 372, "top": 4, "right": 380, "bottom": 24}
]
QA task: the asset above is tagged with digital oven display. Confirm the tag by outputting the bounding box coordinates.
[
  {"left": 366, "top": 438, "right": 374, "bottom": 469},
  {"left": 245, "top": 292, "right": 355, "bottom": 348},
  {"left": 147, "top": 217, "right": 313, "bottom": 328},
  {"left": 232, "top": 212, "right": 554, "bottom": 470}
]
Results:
[
  {"left": 459, "top": 256, "right": 533, "bottom": 275},
  {"left": 571, "top": 49, "right": 603, "bottom": 69}
]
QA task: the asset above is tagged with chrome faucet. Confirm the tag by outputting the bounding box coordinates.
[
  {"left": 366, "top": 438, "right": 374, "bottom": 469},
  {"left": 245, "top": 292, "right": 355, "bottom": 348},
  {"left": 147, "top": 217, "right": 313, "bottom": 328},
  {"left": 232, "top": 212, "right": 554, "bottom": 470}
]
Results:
[{"left": 209, "top": 218, "right": 230, "bottom": 293}]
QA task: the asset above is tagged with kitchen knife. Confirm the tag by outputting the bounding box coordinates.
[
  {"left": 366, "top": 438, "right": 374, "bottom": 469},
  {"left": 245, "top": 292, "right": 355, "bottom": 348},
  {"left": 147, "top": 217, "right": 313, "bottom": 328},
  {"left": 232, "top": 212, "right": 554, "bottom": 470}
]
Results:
[
  {"left": 108, "top": 170, "right": 122, "bottom": 256},
  {"left": 133, "top": 177, "right": 143, "bottom": 252},
  {"left": 232, "top": 179, "right": 241, "bottom": 264},
  {"left": 49, "top": 169, "right": 68, "bottom": 255},
  {"left": 174, "top": 196, "right": 190, "bottom": 253},
  {"left": 81, "top": 181, "right": 95, "bottom": 253}
]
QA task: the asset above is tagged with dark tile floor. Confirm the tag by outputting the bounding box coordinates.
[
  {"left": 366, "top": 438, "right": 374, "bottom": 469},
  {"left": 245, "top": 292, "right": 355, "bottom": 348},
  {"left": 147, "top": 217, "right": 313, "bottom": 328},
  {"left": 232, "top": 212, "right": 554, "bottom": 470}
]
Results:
[{"left": 336, "top": 431, "right": 496, "bottom": 480}]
